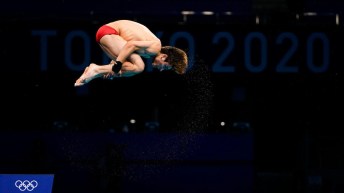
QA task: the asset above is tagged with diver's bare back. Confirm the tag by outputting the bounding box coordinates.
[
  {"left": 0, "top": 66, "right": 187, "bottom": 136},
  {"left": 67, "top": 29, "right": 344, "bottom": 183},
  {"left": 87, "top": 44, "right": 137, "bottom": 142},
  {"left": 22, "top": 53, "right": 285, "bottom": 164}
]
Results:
[{"left": 107, "top": 20, "right": 160, "bottom": 42}]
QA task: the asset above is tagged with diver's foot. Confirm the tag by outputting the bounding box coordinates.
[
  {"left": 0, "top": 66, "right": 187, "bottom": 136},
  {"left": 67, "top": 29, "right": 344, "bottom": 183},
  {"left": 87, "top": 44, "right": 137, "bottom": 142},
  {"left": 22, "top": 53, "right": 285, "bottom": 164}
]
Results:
[{"left": 74, "top": 63, "right": 102, "bottom": 87}]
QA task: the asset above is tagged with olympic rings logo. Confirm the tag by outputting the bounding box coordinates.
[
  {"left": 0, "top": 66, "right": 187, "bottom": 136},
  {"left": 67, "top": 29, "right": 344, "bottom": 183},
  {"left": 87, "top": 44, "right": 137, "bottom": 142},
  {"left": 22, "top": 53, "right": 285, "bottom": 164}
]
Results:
[{"left": 15, "top": 180, "right": 38, "bottom": 191}]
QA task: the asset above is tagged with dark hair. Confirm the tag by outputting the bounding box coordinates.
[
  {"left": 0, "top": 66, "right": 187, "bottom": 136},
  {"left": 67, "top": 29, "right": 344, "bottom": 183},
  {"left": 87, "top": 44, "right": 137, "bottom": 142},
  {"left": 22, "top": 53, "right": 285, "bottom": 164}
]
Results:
[{"left": 160, "top": 46, "right": 188, "bottom": 74}]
